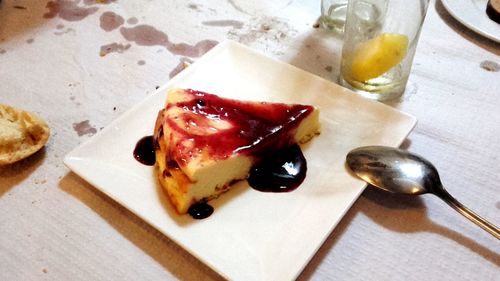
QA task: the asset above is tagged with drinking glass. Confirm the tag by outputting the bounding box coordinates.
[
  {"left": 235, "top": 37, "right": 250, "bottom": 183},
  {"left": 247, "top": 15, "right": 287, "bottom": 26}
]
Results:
[
  {"left": 320, "top": 0, "right": 349, "bottom": 34},
  {"left": 339, "top": 0, "right": 429, "bottom": 101}
]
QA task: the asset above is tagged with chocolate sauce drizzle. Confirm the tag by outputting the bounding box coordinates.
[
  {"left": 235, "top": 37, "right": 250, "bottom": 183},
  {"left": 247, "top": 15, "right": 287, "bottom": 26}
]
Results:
[
  {"left": 248, "top": 144, "right": 307, "bottom": 193},
  {"left": 188, "top": 202, "right": 214, "bottom": 219},
  {"left": 133, "top": 135, "right": 155, "bottom": 166}
]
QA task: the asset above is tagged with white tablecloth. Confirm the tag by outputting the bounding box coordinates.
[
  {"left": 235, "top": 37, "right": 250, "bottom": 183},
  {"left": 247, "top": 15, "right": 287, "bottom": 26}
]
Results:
[{"left": 1, "top": 0, "right": 499, "bottom": 280}]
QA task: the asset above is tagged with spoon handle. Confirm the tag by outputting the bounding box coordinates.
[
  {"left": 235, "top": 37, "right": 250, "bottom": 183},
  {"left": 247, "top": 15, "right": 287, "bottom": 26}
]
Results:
[{"left": 436, "top": 187, "right": 500, "bottom": 240}]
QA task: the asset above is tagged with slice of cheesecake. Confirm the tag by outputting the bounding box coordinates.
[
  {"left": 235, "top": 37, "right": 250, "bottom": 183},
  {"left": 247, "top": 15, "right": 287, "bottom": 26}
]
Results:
[{"left": 154, "top": 88, "right": 320, "bottom": 214}]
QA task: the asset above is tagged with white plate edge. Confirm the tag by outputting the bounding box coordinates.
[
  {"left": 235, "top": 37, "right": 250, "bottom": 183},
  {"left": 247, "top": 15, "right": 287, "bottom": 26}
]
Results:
[{"left": 441, "top": 0, "right": 500, "bottom": 43}]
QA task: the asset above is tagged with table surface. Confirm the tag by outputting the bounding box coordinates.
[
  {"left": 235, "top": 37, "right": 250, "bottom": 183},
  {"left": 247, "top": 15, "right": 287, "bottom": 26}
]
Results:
[{"left": 1, "top": 0, "right": 499, "bottom": 280}]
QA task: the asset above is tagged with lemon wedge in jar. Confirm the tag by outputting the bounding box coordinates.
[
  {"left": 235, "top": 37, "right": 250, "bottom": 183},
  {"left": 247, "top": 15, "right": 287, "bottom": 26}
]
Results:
[{"left": 350, "top": 33, "right": 409, "bottom": 82}]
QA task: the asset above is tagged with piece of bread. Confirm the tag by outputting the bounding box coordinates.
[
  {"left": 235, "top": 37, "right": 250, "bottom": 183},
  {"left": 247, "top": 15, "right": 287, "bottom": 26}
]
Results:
[{"left": 0, "top": 104, "right": 50, "bottom": 165}]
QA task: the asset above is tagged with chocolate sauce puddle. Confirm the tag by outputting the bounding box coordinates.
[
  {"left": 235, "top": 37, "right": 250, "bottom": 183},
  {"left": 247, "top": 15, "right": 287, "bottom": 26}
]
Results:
[
  {"left": 248, "top": 144, "right": 307, "bottom": 192},
  {"left": 188, "top": 202, "right": 214, "bottom": 219},
  {"left": 133, "top": 135, "right": 155, "bottom": 166}
]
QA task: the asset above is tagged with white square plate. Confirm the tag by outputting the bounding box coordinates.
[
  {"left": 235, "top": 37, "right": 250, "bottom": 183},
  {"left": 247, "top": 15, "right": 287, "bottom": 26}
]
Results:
[{"left": 64, "top": 40, "right": 416, "bottom": 280}]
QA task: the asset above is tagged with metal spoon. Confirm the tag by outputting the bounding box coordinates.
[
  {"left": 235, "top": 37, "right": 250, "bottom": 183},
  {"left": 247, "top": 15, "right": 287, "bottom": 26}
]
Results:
[{"left": 346, "top": 145, "right": 499, "bottom": 239}]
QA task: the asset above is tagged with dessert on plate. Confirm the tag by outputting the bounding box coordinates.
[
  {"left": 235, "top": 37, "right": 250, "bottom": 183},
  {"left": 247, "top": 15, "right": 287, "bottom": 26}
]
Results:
[{"left": 153, "top": 88, "right": 320, "bottom": 214}]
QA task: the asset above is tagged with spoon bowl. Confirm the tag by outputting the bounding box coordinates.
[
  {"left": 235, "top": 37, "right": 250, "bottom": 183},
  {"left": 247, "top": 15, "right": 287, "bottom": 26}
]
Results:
[{"left": 346, "top": 146, "right": 499, "bottom": 239}]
